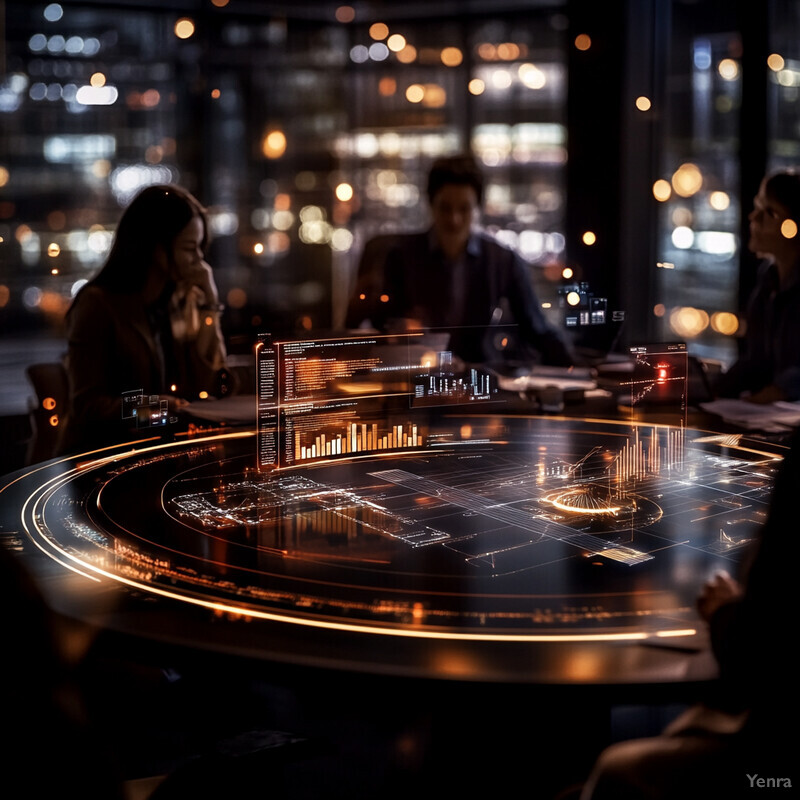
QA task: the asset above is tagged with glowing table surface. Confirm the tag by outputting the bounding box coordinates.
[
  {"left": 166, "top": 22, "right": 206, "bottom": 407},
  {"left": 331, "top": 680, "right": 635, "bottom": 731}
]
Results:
[{"left": 0, "top": 414, "right": 785, "bottom": 684}]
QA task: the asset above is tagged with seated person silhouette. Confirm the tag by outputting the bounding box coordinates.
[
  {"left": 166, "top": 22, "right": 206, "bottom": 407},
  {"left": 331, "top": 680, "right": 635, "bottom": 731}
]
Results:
[
  {"left": 1, "top": 544, "right": 125, "bottom": 798},
  {"left": 60, "top": 184, "right": 231, "bottom": 454},
  {"left": 346, "top": 154, "right": 573, "bottom": 367},
  {"left": 578, "top": 427, "right": 799, "bottom": 799},
  {"left": 715, "top": 169, "right": 800, "bottom": 403}
]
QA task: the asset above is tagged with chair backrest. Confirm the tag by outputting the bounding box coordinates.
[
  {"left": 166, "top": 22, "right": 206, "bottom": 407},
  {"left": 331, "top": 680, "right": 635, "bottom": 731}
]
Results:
[
  {"left": 344, "top": 233, "right": 401, "bottom": 329},
  {"left": 25, "top": 361, "right": 69, "bottom": 464}
]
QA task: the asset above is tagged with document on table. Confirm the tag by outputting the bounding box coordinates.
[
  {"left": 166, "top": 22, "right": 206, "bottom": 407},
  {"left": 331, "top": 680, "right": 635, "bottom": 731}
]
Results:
[
  {"left": 494, "top": 366, "right": 597, "bottom": 393},
  {"left": 183, "top": 395, "right": 257, "bottom": 424},
  {"left": 700, "top": 398, "right": 800, "bottom": 432}
]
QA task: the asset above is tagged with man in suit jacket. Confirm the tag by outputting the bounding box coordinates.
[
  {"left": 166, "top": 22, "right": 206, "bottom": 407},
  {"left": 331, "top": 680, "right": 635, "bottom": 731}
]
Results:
[{"left": 346, "top": 155, "right": 573, "bottom": 366}]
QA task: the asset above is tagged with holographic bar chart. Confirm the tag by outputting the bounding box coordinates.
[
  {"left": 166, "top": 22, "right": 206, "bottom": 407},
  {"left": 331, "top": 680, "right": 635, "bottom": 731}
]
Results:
[{"left": 293, "top": 420, "right": 423, "bottom": 460}]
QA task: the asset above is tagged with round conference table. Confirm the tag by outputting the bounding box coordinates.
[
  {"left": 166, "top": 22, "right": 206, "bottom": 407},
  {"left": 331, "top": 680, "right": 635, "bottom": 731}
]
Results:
[{"left": 1, "top": 411, "right": 785, "bottom": 687}]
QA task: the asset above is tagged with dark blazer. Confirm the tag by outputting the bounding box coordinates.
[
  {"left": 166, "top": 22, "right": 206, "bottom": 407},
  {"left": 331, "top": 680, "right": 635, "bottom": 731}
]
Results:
[
  {"left": 60, "top": 284, "right": 225, "bottom": 453},
  {"left": 347, "top": 230, "right": 573, "bottom": 365},
  {"left": 714, "top": 261, "right": 800, "bottom": 400}
]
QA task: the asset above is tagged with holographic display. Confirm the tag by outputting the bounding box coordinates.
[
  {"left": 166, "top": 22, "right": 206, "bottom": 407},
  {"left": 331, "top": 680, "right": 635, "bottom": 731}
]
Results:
[
  {"left": 559, "top": 281, "right": 608, "bottom": 328},
  {"left": 2, "top": 417, "right": 782, "bottom": 637},
  {"left": 623, "top": 342, "right": 688, "bottom": 419},
  {"left": 2, "top": 335, "right": 786, "bottom": 682},
  {"left": 121, "top": 389, "right": 172, "bottom": 429},
  {"left": 256, "top": 331, "right": 500, "bottom": 469},
  {"left": 1, "top": 411, "right": 785, "bottom": 681}
]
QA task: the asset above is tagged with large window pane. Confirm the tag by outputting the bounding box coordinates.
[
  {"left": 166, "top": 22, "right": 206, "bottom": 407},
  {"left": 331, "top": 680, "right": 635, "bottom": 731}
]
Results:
[{"left": 0, "top": 2, "right": 568, "bottom": 417}]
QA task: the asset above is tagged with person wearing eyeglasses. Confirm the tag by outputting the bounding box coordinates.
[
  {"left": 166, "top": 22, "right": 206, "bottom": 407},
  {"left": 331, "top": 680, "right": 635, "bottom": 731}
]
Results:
[{"left": 714, "top": 169, "right": 800, "bottom": 403}]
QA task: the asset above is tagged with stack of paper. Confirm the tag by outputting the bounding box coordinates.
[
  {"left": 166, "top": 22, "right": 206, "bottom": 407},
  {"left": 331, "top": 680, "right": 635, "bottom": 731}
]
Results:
[{"left": 700, "top": 399, "right": 800, "bottom": 432}]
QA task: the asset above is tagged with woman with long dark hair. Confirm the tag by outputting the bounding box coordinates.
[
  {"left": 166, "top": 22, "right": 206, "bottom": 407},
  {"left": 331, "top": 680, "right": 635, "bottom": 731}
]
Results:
[{"left": 60, "top": 184, "right": 229, "bottom": 452}]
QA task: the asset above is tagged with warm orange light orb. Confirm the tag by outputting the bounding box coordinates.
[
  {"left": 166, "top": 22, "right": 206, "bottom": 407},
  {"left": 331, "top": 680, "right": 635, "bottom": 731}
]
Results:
[
  {"left": 711, "top": 311, "right": 739, "bottom": 335},
  {"left": 574, "top": 34, "right": 592, "bottom": 51},
  {"left": 174, "top": 18, "right": 195, "bottom": 39},
  {"left": 262, "top": 130, "right": 287, "bottom": 158},
  {"left": 671, "top": 163, "right": 703, "bottom": 197},
  {"left": 369, "top": 22, "right": 388, "bottom": 40},
  {"left": 767, "top": 53, "right": 785, "bottom": 71},
  {"left": 441, "top": 47, "right": 463, "bottom": 67},
  {"left": 335, "top": 5, "right": 355, "bottom": 23},
  {"left": 652, "top": 179, "right": 671, "bottom": 202}
]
